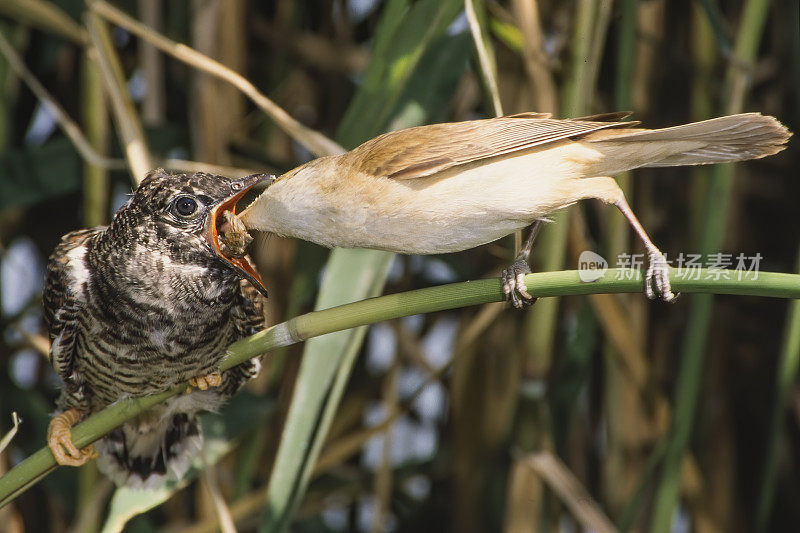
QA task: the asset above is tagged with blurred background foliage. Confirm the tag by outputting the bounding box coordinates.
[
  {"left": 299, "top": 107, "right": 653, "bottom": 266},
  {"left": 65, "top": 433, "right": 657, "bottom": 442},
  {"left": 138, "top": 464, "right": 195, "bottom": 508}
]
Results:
[{"left": 0, "top": 0, "right": 798, "bottom": 531}]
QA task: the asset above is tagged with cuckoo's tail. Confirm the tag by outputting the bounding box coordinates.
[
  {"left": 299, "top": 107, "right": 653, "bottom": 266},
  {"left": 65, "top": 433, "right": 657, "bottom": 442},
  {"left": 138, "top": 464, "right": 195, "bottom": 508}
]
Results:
[{"left": 96, "top": 412, "right": 201, "bottom": 488}]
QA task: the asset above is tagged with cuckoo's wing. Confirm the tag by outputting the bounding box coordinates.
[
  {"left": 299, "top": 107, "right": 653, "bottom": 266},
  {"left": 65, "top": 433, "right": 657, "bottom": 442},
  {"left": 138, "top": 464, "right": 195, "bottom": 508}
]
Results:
[
  {"left": 43, "top": 228, "right": 102, "bottom": 383},
  {"left": 231, "top": 277, "right": 266, "bottom": 339},
  {"left": 220, "top": 276, "right": 267, "bottom": 395}
]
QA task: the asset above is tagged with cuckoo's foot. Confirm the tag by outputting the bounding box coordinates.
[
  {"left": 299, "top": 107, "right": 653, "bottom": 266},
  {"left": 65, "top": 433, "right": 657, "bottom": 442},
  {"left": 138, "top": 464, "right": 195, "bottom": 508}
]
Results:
[
  {"left": 187, "top": 371, "right": 222, "bottom": 393},
  {"left": 47, "top": 408, "right": 97, "bottom": 467},
  {"left": 501, "top": 258, "right": 537, "bottom": 309},
  {"left": 645, "top": 249, "right": 678, "bottom": 303}
]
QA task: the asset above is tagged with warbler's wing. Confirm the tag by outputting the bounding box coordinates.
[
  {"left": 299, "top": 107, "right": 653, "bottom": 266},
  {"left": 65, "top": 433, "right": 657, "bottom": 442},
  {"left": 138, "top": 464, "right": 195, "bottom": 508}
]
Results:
[
  {"left": 43, "top": 228, "right": 102, "bottom": 382},
  {"left": 348, "top": 113, "right": 639, "bottom": 180}
]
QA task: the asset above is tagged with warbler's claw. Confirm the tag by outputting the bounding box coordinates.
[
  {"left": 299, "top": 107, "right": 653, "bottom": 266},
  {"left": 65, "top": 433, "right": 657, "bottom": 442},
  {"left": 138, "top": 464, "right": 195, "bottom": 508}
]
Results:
[
  {"left": 501, "top": 259, "right": 537, "bottom": 309},
  {"left": 646, "top": 250, "right": 678, "bottom": 302}
]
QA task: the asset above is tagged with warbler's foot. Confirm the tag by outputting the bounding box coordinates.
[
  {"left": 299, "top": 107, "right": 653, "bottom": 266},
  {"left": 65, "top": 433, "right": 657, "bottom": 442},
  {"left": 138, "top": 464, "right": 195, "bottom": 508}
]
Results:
[
  {"left": 646, "top": 249, "right": 677, "bottom": 302},
  {"left": 501, "top": 258, "right": 537, "bottom": 309},
  {"left": 187, "top": 372, "right": 222, "bottom": 392},
  {"left": 47, "top": 408, "right": 97, "bottom": 467}
]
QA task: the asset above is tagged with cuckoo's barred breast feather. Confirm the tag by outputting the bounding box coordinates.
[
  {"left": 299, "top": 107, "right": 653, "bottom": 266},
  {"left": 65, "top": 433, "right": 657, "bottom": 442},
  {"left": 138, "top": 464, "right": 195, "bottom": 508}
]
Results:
[{"left": 44, "top": 170, "right": 266, "bottom": 487}]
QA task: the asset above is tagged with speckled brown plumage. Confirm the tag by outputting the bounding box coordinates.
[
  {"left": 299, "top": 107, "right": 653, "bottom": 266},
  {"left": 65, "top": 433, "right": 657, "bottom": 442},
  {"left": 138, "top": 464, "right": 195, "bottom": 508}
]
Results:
[{"left": 43, "top": 169, "right": 266, "bottom": 486}]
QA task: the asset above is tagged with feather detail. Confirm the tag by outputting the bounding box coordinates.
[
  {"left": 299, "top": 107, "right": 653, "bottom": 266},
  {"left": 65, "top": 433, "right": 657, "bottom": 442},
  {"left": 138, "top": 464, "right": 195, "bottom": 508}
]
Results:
[
  {"left": 96, "top": 412, "right": 201, "bottom": 488},
  {"left": 44, "top": 171, "right": 267, "bottom": 487},
  {"left": 346, "top": 116, "right": 636, "bottom": 180},
  {"left": 239, "top": 112, "right": 791, "bottom": 256},
  {"left": 586, "top": 112, "right": 791, "bottom": 168}
]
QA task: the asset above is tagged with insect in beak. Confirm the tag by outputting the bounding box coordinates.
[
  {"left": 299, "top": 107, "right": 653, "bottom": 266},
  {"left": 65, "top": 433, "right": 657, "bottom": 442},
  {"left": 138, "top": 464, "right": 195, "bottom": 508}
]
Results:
[{"left": 208, "top": 173, "right": 275, "bottom": 298}]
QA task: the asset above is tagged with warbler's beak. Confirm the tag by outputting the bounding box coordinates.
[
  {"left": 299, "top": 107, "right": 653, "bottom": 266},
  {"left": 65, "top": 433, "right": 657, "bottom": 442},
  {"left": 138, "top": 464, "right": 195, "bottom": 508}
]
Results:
[{"left": 208, "top": 173, "right": 275, "bottom": 298}]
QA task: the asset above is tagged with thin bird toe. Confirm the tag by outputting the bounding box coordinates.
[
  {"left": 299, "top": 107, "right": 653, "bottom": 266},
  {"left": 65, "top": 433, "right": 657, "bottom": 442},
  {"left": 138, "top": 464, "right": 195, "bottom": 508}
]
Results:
[
  {"left": 515, "top": 273, "right": 533, "bottom": 300},
  {"left": 501, "top": 261, "right": 535, "bottom": 308},
  {"left": 188, "top": 372, "right": 222, "bottom": 391},
  {"left": 645, "top": 269, "right": 656, "bottom": 299},
  {"left": 646, "top": 252, "right": 678, "bottom": 302}
]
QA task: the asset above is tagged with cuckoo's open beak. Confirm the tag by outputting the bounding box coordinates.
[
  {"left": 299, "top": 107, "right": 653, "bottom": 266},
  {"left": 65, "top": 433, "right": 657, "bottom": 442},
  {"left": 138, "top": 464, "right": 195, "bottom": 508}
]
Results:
[{"left": 208, "top": 173, "right": 274, "bottom": 298}]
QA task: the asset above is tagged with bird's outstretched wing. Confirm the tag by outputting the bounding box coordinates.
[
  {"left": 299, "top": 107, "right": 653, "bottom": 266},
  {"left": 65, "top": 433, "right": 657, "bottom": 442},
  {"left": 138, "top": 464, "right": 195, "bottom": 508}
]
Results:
[
  {"left": 346, "top": 113, "right": 639, "bottom": 180},
  {"left": 43, "top": 228, "right": 101, "bottom": 388}
]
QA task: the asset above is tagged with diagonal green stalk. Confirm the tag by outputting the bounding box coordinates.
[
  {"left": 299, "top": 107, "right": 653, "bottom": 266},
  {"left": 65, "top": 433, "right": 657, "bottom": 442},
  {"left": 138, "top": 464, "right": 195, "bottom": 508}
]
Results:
[
  {"left": 259, "top": 249, "right": 392, "bottom": 532},
  {"left": 0, "top": 268, "right": 798, "bottom": 509},
  {"left": 649, "top": 0, "right": 774, "bottom": 530},
  {"left": 259, "top": 2, "right": 464, "bottom": 530}
]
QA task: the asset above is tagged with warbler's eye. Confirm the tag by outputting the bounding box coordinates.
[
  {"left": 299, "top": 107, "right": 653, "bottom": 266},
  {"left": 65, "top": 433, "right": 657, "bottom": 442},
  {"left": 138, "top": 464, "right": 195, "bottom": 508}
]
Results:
[{"left": 173, "top": 196, "right": 198, "bottom": 217}]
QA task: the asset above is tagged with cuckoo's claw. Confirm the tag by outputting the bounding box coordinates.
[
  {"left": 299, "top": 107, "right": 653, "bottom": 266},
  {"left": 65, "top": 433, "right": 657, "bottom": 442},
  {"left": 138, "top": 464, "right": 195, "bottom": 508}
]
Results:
[
  {"left": 47, "top": 408, "right": 97, "bottom": 467},
  {"left": 501, "top": 258, "right": 537, "bottom": 309},
  {"left": 187, "top": 371, "right": 222, "bottom": 393}
]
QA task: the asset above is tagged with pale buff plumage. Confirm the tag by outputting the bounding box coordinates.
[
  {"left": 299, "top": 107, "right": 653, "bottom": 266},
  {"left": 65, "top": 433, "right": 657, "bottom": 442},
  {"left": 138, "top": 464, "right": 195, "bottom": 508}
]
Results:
[{"left": 239, "top": 112, "right": 790, "bottom": 300}]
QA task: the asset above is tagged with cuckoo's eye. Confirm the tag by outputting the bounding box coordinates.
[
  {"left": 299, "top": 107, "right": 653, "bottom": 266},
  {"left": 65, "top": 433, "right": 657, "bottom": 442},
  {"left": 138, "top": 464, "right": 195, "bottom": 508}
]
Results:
[{"left": 173, "top": 196, "right": 198, "bottom": 217}]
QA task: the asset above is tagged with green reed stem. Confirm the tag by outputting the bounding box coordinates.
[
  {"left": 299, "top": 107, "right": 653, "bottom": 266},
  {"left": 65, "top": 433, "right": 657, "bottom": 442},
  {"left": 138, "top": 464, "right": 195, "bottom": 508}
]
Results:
[{"left": 0, "top": 268, "right": 797, "bottom": 508}]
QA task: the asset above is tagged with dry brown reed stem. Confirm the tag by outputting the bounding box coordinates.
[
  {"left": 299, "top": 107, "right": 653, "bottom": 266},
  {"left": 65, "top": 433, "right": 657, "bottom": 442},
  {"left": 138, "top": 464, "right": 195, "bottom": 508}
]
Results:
[
  {"left": 0, "top": 24, "right": 265, "bottom": 182},
  {"left": 524, "top": 451, "right": 617, "bottom": 533},
  {"left": 166, "top": 359, "right": 454, "bottom": 533},
  {"left": 89, "top": 0, "right": 344, "bottom": 158},
  {"left": 511, "top": 0, "right": 557, "bottom": 113},
  {"left": 315, "top": 359, "right": 454, "bottom": 476},
  {"left": 86, "top": 12, "right": 153, "bottom": 183},
  {"left": 0, "top": 28, "right": 124, "bottom": 170},
  {"left": 251, "top": 19, "right": 369, "bottom": 74},
  {"left": 190, "top": 0, "right": 225, "bottom": 164},
  {"left": 465, "top": 0, "right": 503, "bottom": 116},
  {"left": 0, "top": 0, "right": 86, "bottom": 44},
  {"left": 68, "top": 478, "right": 113, "bottom": 533},
  {"left": 371, "top": 363, "right": 399, "bottom": 533},
  {"left": 201, "top": 466, "right": 237, "bottom": 533},
  {"left": 138, "top": 0, "right": 165, "bottom": 124}
]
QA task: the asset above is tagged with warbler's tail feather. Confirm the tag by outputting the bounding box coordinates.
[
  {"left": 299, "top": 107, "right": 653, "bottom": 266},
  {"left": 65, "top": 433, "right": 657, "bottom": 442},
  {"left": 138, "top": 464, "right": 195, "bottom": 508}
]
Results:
[
  {"left": 589, "top": 113, "right": 790, "bottom": 170},
  {"left": 95, "top": 413, "right": 201, "bottom": 488}
]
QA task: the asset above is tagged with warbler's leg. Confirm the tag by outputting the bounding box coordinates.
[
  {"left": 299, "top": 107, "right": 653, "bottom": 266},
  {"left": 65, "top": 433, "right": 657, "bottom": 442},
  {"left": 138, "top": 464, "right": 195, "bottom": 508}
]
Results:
[
  {"left": 581, "top": 176, "right": 677, "bottom": 302},
  {"left": 501, "top": 220, "right": 544, "bottom": 308},
  {"left": 47, "top": 407, "right": 97, "bottom": 467}
]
